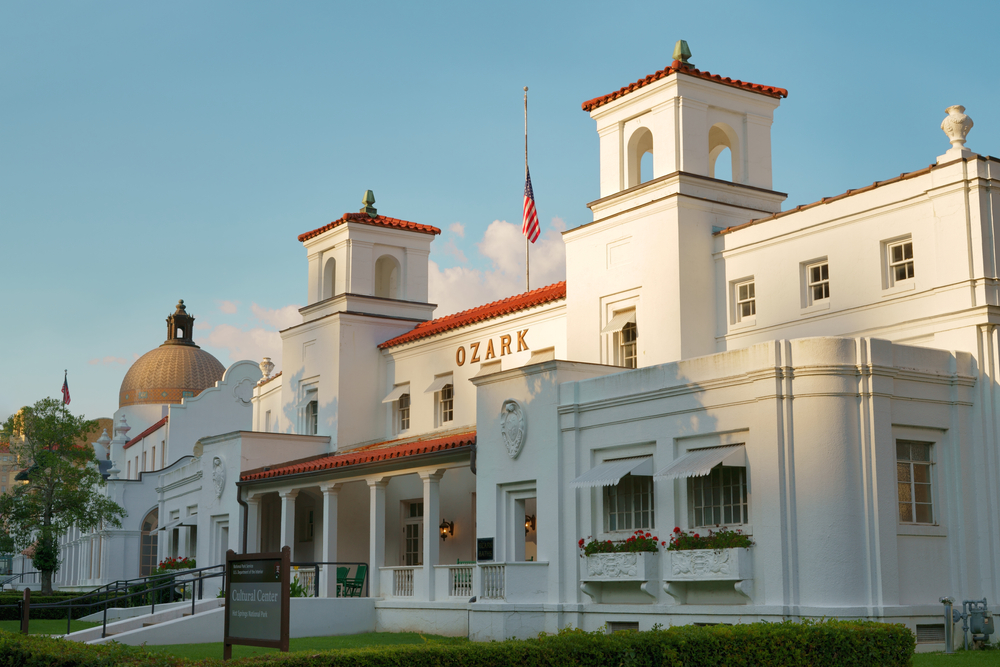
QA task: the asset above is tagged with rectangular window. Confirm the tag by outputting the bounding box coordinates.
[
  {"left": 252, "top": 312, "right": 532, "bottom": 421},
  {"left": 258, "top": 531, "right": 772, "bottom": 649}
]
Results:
[
  {"left": 127, "top": 460, "right": 131, "bottom": 479},
  {"left": 807, "top": 261, "right": 830, "bottom": 303},
  {"left": 688, "top": 465, "right": 749, "bottom": 528},
  {"left": 735, "top": 280, "right": 756, "bottom": 322},
  {"left": 619, "top": 321, "right": 638, "bottom": 369},
  {"left": 888, "top": 240, "right": 915, "bottom": 283},
  {"left": 897, "top": 440, "right": 933, "bottom": 524},
  {"left": 150, "top": 447, "right": 155, "bottom": 471},
  {"left": 398, "top": 393, "right": 410, "bottom": 432},
  {"left": 439, "top": 385, "right": 454, "bottom": 424},
  {"left": 603, "top": 474, "right": 654, "bottom": 532},
  {"left": 142, "top": 451, "right": 146, "bottom": 472},
  {"left": 306, "top": 400, "right": 318, "bottom": 435},
  {"left": 264, "top": 410, "right": 271, "bottom": 433},
  {"left": 403, "top": 501, "right": 423, "bottom": 566}
]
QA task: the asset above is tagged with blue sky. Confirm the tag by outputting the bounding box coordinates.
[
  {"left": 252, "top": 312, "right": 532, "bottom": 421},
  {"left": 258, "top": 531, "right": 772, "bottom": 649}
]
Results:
[{"left": 2, "top": 0, "right": 998, "bottom": 423}]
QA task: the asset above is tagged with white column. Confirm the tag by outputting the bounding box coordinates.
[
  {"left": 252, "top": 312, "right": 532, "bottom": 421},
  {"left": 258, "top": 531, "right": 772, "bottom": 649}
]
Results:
[
  {"left": 279, "top": 490, "right": 298, "bottom": 555},
  {"left": 245, "top": 495, "right": 261, "bottom": 554},
  {"left": 178, "top": 526, "right": 191, "bottom": 559},
  {"left": 320, "top": 483, "right": 342, "bottom": 597},
  {"left": 367, "top": 477, "right": 388, "bottom": 597},
  {"left": 419, "top": 470, "right": 445, "bottom": 601},
  {"left": 164, "top": 526, "right": 175, "bottom": 560}
]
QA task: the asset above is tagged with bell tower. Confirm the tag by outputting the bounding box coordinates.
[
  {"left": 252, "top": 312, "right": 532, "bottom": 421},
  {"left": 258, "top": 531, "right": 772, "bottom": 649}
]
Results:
[{"left": 565, "top": 43, "right": 789, "bottom": 367}]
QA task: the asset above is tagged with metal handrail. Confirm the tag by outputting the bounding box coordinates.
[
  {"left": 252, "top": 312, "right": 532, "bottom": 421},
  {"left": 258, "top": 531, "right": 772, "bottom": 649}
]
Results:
[
  {"left": 0, "top": 571, "right": 40, "bottom": 588},
  {"left": 0, "top": 566, "right": 226, "bottom": 638},
  {"left": 290, "top": 561, "right": 368, "bottom": 598}
]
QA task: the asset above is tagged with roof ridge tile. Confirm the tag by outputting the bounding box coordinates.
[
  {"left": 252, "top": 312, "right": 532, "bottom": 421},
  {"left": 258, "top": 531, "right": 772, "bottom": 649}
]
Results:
[{"left": 298, "top": 213, "right": 442, "bottom": 243}]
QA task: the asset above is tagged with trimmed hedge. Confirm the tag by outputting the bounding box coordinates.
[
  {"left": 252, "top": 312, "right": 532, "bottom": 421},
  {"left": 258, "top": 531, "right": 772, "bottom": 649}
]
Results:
[{"left": 0, "top": 619, "right": 915, "bottom": 667}]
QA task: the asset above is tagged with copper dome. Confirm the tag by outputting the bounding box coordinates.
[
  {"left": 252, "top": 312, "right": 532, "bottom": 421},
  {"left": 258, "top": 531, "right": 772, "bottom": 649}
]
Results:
[{"left": 118, "top": 300, "right": 225, "bottom": 408}]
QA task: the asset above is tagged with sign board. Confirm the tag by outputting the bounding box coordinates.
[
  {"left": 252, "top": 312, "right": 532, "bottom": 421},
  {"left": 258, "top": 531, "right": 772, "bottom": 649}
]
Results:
[
  {"left": 223, "top": 546, "right": 290, "bottom": 660},
  {"left": 477, "top": 537, "right": 494, "bottom": 562}
]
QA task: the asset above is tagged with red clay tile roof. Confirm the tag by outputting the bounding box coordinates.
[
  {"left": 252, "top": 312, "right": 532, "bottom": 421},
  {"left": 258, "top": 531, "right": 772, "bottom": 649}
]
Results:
[
  {"left": 378, "top": 281, "right": 566, "bottom": 349},
  {"left": 582, "top": 62, "right": 787, "bottom": 113},
  {"left": 124, "top": 417, "right": 168, "bottom": 450},
  {"left": 240, "top": 430, "right": 476, "bottom": 481},
  {"left": 714, "top": 162, "right": 943, "bottom": 237},
  {"left": 298, "top": 213, "right": 441, "bottom": 242},
  {"left": 258, "top": 370, "right": 282, "bottom": 387}
]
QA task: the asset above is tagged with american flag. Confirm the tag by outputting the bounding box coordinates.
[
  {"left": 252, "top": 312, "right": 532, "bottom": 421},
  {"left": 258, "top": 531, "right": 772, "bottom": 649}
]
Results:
[
  {"left": 61, "top": 372, "right": 71, "bottom": 405},
  {"left": 522, "top": 167, "right": 540, "bottom": 244}
]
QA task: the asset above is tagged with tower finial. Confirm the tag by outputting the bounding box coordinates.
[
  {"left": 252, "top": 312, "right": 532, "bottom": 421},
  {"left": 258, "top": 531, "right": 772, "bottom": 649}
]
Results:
[
  {"left": 361, "top": 190, "right": 377, "bottom": 218},
  {"left": 672, "top": 40, "right": 693, "bottom": 68}
]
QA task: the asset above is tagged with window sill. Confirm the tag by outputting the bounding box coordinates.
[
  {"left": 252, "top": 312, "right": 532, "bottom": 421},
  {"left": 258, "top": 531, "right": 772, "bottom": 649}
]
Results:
[
  {"left": 882, "top": 280, "right": 915, "bottom": 298},
  {"left": 730, "top": 318, "right": 756, "bottom": 331},
  {"left": 800, "top": 301, "right": 831, "bottom": 316},
  {"left": 897, "top": 523, "right": 946, "bottom": 537}
]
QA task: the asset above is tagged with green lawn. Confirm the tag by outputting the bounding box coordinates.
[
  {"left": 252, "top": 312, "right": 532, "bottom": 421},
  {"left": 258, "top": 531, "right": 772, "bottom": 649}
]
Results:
[
  {"left": 0, "top": 619, "right": 99, "bottom": 635},
  {"left": 913, "top": 650, "right": 1000, "bottom": 666},
  {"left": 144, "top": 632, "right": 468, "bottom": 661}
]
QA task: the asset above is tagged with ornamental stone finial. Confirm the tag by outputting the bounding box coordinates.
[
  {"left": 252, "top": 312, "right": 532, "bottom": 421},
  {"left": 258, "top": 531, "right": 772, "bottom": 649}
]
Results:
[
  {"left": 361, "top": 190, "right": 377, "bottom": 218},
  {"left": 941, "top": 105, "right": 974, "bottom": 151},
  {"left": 672, "top": 40, "right": 693, "bottom": 68},
  {"left": 259, "top": 357, "right": 274, "bottom": 381}
]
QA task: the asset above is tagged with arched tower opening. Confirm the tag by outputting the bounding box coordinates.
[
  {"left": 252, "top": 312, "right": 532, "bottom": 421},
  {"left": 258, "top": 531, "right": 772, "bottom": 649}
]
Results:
[
  {"left": 709, "top": 123, "right": 741, "bottom": 182},
  {"left": 626, "top": 127, "right": 654, "bottom": 188},
  {"left": 374, "top": 255, "right": 401, "bottom": 299},
  {"left": 323, "top": 256, "right": 336, "bottom": 300},
  {"left": 139, "top": 507, "right": 159, "bottom": 576}
]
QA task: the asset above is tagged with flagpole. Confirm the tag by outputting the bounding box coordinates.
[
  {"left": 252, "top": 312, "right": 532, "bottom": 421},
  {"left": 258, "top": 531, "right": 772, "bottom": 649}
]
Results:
[{"left": 524, "top": 86, "right": 529, "bottom": 293}]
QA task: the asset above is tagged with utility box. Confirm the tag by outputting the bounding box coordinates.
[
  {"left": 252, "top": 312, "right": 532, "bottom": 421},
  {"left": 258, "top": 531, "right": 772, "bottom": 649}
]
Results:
[{"left": 971, "top": 609, "right": 994, "bottom": 637}]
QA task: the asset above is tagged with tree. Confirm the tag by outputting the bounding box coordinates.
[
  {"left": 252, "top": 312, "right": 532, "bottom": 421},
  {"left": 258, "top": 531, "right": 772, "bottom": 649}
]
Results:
[{"left": 0, "top": 398, "right": 126, "bottom": 594}]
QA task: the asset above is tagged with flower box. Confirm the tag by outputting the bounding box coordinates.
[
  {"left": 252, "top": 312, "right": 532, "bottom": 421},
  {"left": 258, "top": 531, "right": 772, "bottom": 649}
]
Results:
[
  {"left": 664, "top": 547, "right": 751, "bottom": 582},
  {"left": 582, "top": 551, "right": 659, "bottom": 582}
]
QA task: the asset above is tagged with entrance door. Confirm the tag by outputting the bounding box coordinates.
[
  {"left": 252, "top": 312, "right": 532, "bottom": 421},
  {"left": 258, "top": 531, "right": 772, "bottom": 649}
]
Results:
[{"left": 402, "top": 501, "right": 423, "bottom": 566}]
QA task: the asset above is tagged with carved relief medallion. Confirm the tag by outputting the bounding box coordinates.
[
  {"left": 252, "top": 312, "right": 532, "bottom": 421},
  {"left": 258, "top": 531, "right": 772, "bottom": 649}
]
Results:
[{"left": 500, "top": 399, "right": 526, "bottom": 459}]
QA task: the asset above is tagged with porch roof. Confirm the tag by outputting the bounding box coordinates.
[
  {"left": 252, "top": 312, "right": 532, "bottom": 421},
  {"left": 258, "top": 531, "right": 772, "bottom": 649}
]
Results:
[{"left": 239, "top": 429, "right": 476, "bottom": 482}]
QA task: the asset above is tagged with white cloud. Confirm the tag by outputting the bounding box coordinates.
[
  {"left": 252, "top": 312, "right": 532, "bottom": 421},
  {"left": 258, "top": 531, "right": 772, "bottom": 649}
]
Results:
[
  {"left": 207, "top": 325, "right": 283, "bottom": 366},
  {"left": 217, "top": 300, "right": 239, "bottom": 314},
  {"left": 429, "top": 218, "right": 566, "bottom": 317},
  {"left": 449, "top": 222, "right": 466, "bottom": 238},
  {"left": 250, "top": 304, "right": 302, "bottom": 330},
  {"left": 88, "top": 356, "right": 128, "bottom": 366},
  {"left": 204, "top": 303, "right": 302, "bottom": 368}
]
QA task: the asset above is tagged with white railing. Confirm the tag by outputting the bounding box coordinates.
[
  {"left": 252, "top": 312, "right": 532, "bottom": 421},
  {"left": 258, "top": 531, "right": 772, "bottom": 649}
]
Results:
[
  {"left": 292, "top": 568, "right": 316, "bottom": 596},
  {"left": 393, "top": 567, "right": 414, "bottom": 597},
  {"left": 449, "top": 565, "right": 474, "bottom": 598},
  {"left": 480, "top": 564, "right": 505, "bottom": 599}
]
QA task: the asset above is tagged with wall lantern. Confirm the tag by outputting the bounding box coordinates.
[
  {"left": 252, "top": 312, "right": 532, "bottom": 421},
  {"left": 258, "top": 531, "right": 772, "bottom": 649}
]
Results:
[
  {"left": 524, "top": 514, "right": 536, "bottom": 535},
  {"left": 439, "top": 519, "right": 454, "bottom": 540}
]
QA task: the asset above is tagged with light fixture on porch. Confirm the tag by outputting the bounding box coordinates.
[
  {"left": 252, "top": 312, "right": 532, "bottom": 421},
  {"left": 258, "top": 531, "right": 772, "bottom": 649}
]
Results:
[
  {"left": 525, "top": 514, "right": 536, "bottom": 535},
  {"left": 439, "top": 519, "right": 454, "bottom": 540}
]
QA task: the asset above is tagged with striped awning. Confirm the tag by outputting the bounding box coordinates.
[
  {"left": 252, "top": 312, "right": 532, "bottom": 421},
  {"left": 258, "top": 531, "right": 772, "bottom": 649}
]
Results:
[
  {"left": 653, "top": 445, "right": 746, "bottom": 480},
  {"left": 382, "top": 384, "right": 410, "bottom": 403},
  {"left": 600, "top": 310, "right": 636, "bottom": 334},
  {"left": 570, "top": 456, "right": 653, "bottom": 488}
]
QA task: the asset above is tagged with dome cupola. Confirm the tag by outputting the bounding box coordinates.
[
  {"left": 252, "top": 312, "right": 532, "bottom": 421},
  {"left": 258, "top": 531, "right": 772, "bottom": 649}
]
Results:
[{"left": 118, "top": 300, "right": 225, "bottom": 407}]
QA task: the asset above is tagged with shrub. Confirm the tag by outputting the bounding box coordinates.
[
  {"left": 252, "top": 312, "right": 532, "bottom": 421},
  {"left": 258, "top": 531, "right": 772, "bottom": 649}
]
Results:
[{"left": 0, "top": 619, "right": 915, "bottom": 667}]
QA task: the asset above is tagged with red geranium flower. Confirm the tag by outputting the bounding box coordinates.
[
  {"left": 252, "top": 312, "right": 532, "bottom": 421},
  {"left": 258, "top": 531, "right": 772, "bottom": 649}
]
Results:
[{"left": 673, "top": 527, "right": 681, "bottom": 533}]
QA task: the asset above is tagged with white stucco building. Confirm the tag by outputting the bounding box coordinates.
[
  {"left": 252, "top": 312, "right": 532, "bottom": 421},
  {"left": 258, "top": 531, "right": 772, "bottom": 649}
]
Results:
[{"left": 19, "top": 46, "right": 999, "bottom": 650}]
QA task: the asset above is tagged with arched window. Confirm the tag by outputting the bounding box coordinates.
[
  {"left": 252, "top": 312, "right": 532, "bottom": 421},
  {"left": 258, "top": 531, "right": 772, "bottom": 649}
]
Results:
[
  {"left": 324, "top": 257, "right": 337, "bottom": 300},
  {"left": 374, "top": 255, "right": 401, "bottom": 299},
  {"left": 140, "top": 508, "right": 159, "bottom": 576},
  {"left": 708, "top": 123, "right": 741, "bottom": 182},
  {"left": 626, "top": 127, "right": 654, "bottom": 188}
]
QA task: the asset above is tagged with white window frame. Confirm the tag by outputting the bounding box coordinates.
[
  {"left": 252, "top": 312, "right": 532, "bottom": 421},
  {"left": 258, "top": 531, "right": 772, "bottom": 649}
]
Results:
[
  {"left": 618, "top": 320, "right": 638, "bottom": 369},
  {"left": 734, "top": 279, "right": 756, "bottom": 324},
  {"left": 688, "top": 464, "right": 749, "bottom": 530},
  {"left": 298, "top": 384, "right": 319, "bottom": 435},
  {"left": 438, "top": 384, "right": 454, "bottom": 425},
  {"left": 806, "top": 260, "right": 830, "bottom": 305},
  {"left": 896, "top": 440, "right": 934, "bottom": 525},
  {"left": 397, "top": 393, "right": 411, "bottom": 433},
  {"left": 888, "top": 239, "right": 915, "bottom": 285},
  {"left": 401, "top": 499, "right": 423, "bottom": 566},
  {"left": 603, "top": 473, "right": 654, "bottom": 533}
]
